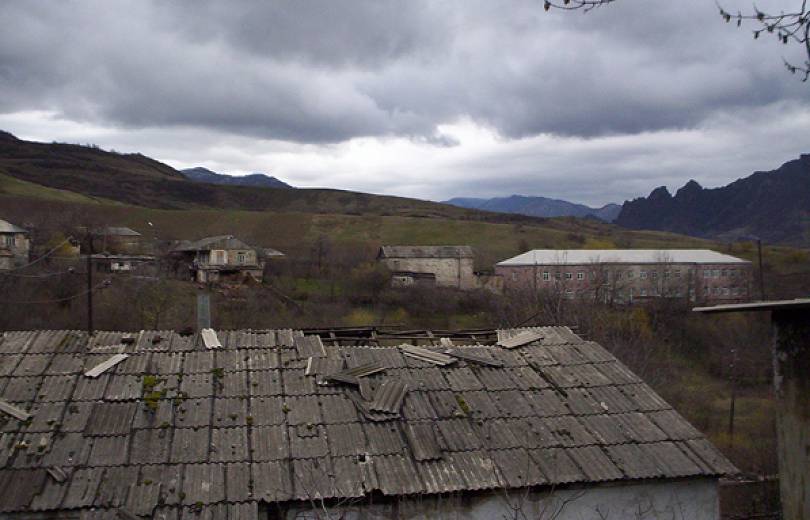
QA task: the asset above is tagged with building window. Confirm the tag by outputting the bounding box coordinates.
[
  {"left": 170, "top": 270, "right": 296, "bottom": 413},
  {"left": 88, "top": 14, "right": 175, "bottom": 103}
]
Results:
[
  {"left": 627, "top": 270, "right": 634, "bottom": 279},
  {"left": 721, "top": 269, "right": 727, "bottom": 277},
  {"left": 651, "top": 271, "right": 658, "bottom": 279},
  {"left": 3, "top": 235, "right": 13, "bottom": 247},
  {"left": 555, "top": 272, "right": 561, "bottom": 280},
  {"left": 512, "top": 272, "right": 518, "bottom": 281},
  {"left": 703, "top": 269, "right": 710, "bottom": 278},
  {"left": 615, "top": 271, "right": 622, "bottom": 280},
  {"left": 713, "top": 269, "right": 720, "bottom": 278},
  {"left": 565, "top": 272, "right": 572, "bottom": 280},
  {"left": 577, "top": 272, "right": 584, "bottom": 280},
  {"left": 640, "top": 270, "right": 647, "bottom": 279},
  {"left": 640, "top": 288, "right": 647, "bottom": 296},
  {"left": 674, "top": 269, "right": 681, "bottom": 278},
  {"left": 542, "top": 271, "right": 549, "bottom": 281},
  {"left": 590, "top": 271, "right": 596, "bottom": 280},
  {"left": 664, "top": 270, "right": 670, "bottom": 279},
  {"left": 237, "top": 252, "right": 246, "bottom": 264}
]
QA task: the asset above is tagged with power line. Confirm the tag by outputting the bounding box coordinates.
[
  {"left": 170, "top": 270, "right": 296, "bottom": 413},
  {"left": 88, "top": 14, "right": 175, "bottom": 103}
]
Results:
[
  {"left": 0, "top": 279, "right": 111, "bottom": 305},
  {"left": 0, "top": 238, "right": 75, "bottom": 275}
]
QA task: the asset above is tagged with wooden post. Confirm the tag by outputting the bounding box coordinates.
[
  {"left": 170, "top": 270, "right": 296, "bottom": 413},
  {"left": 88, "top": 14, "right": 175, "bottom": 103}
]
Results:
[
  {"left": 694, "top": 300, "right": 810, "bottom": 520},
  {"left": 771, "top": 308, "right": 810, "bottom": 520},
  {"left": 86, "top": 233, "right": 93, "bottom": 336}
]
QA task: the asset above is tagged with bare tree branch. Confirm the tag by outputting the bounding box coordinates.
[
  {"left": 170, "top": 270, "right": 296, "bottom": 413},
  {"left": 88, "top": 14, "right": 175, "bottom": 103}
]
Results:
[{"left": 544, "top": 0, "right": 810, "bottom": 81}]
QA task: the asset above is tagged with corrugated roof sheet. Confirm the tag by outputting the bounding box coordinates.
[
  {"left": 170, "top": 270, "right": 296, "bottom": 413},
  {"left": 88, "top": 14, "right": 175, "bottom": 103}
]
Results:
[
  {"left": 0, "top": 219, "right": 28, "bottom": 234},
  {"left": 379, "top": 245, "right": 475, "bottom": 259},
  {"left": 0, "top": 326, "right": 736, "bottom": 517}
]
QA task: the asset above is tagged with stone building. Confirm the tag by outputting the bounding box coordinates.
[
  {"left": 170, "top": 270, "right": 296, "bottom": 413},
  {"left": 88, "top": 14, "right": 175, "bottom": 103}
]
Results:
[
  {"left": 0, "top": 219, "right": 30, "bottom": 270},
  {"left": 0, "top": 326, "right": 735, "bottom": 519},
  {"left": 93, "top": 227, "right": 143, "bottom": 254},
  {"left": 378, "top": 245, "right": 478, "bottom": 290},
  {"left": 171, "top": 235, "right": 265, "bottom": 283},
  {"left": 496, "top": 249, "right": 753, "bottom": 304}
]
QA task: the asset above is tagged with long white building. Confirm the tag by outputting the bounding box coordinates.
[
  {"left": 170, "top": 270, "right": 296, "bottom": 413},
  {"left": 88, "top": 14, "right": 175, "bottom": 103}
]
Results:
[{"left": 496, "top": 249, "right": 753, "bottom": 304}]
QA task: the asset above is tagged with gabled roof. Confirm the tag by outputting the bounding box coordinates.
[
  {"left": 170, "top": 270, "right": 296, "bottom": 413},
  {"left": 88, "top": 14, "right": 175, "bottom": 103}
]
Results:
[
  {"left": 380, "top": 245, "right": 474, "bottom": 259},
  {"left": 0, "top": 327, "right": 735, "bottom": 518},
  {"left": 172, "top": 235, "right": 255, "bottom": 252},
  {"left": 498, "top": 249, "right": 751, "bottom": 266},
  {"left": 0, "top": 219, "right": 27, "bottom": 234}
]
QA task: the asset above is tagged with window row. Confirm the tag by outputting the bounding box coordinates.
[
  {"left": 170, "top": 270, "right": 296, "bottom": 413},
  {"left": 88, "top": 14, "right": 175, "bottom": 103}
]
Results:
[
  {"left": 703, "top": 286, "right": 745, "bottom": 297},
  {"left": 702, "top": 268, "right": 742, "bottom": 278}
]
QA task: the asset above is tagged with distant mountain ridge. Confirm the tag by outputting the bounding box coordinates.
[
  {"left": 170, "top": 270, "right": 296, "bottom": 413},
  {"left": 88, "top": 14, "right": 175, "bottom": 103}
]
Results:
[
  {"left": 444, "top": 194, "right": 621, "bottom": 222},
  {"left": 181, "top": 167, "right": 293, "bottom": 189},
  {"left": 0, "top": 130, "right": 552, "bottom": 223},
  {"left": 616, "top": 154, "right": 810, "bottom": 245}
]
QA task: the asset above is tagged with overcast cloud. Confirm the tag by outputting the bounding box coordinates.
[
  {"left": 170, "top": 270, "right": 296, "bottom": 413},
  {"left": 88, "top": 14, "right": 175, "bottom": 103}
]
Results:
[{"left": 0, "top": 0, "right": 808, "bottom": 206}]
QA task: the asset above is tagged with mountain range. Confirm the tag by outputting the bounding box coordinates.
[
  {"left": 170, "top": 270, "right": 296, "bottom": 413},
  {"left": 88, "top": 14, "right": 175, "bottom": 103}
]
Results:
[
  {"left": 0, "top": 130, "right": 538, "bottom": 223},
  {"left": 444, "top": 195, "right": 622, "bottom": 222},
  {"left": 1, "top": 130, "right": 808, "bottom": 246},
  {"left": 616, "top": 154, "right": 810, "bottom": 245},
  {"left": 181, "top": 167, "right": 292, "bottom": 189}
]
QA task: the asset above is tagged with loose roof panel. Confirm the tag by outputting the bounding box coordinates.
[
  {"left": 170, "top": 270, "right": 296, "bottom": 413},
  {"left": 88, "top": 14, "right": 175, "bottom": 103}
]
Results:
[{"left": 0, "top": 326, "right": 736, "bottom": 518}]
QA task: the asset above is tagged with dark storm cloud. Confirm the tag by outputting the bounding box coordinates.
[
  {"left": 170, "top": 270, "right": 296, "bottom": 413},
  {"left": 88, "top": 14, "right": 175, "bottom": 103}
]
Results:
[{"left": 0, "top": 0, "right": 806, "bottom": 144}]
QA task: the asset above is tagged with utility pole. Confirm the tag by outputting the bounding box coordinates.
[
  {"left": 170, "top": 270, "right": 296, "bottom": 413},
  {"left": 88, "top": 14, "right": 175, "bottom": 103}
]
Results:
[
  {"left": 757, "top": 239, "right": 765, "bottom": 300},
  {"left": 86, "top": 231, "right": 94, "bottom": 336}
]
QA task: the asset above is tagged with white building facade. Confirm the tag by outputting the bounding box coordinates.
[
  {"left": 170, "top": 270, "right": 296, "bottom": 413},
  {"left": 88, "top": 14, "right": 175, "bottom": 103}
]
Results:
[{"left": 496, "top": 249, "right": 753, "bottom": 304}]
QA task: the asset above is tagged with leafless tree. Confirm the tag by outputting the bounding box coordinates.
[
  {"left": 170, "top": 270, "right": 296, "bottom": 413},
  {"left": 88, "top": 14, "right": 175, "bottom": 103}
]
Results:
[{"left": 544, "top": 0, "right": 810, "bottom": 81}]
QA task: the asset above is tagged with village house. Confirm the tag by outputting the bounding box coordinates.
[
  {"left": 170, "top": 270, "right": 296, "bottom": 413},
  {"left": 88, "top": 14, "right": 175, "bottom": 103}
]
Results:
[
  {"left": 0, "top": 326, "right": 735, "bottom": 519},
  {"left": 496, "top": 249, "right": 753, "bottom": 304},
  {"left": 170, "top": 235, "right": 267, "bottom": 283},
  {"left": 92, "top": 227, "right": 144, "bottom": 254},
  {"left": 0, "top": 219, "right": 30, "bottom": 270},
  {"left": 378, "top": 245, "right": 501, "bottom": 291},
  {"left": 87, "top": 227, "right": 156, "bottom": 275}
]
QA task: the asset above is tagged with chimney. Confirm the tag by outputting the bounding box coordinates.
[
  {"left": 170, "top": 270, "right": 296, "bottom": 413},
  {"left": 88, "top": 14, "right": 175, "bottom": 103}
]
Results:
[{"left": 196, "top": 292, "right": 211, "bottom": 331}]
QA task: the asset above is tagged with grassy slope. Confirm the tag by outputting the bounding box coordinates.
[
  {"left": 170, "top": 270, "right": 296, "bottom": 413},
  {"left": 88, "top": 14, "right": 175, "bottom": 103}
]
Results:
[
  {"left": 2, "top": 189, "right": 804, "bottom": 281},
  {"left": 0, "top": 133, "right": 542, "bottom": 221}
]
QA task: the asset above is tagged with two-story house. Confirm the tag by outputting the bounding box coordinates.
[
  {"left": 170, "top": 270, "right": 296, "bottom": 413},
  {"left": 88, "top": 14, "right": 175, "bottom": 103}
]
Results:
[{"left": 171, "top": 235, "right": 266, "bottom": 283}]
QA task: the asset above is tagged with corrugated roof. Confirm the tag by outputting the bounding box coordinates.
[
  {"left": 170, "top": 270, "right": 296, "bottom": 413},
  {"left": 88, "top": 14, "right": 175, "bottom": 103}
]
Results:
[
  {"left": 379, "top": 245, "right": 474, "bottom": 259},
  {"left": 497, "top": 249, "right": 751, "bottom": 266},
  {"left": 0, "top": 327, "right": 736, "bottom": 517},
  {"left": 0, "top": 219, "right": 27, "bottom": 234},
  {"left": 172, "top": 235, "right": 255, "bottom": 252}
]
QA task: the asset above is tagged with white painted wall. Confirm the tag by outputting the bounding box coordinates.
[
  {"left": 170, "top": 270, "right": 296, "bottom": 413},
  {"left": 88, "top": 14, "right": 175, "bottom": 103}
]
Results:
[{"left": 283, "top": 478, "right": 719, "bottom": 520}]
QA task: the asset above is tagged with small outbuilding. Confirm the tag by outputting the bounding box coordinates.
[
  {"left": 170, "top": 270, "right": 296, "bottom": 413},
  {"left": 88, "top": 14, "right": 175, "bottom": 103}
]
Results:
[
  {"left": 0, "top": 326, "right": 735, "bottom": 519},
  {"left": 378, "top": 245, "right": 478, "bottom": 290}
]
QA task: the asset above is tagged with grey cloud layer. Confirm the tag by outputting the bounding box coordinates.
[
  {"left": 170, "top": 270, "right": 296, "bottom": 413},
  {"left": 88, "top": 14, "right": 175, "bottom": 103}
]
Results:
[{"left": 1, "top": 0, "right": 807, "bottom": 144}]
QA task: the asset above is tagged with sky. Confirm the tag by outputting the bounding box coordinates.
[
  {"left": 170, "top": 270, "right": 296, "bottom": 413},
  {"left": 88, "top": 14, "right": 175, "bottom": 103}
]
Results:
[{"left": 0, "top": 0, "right": 808, "bottom": 207}]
